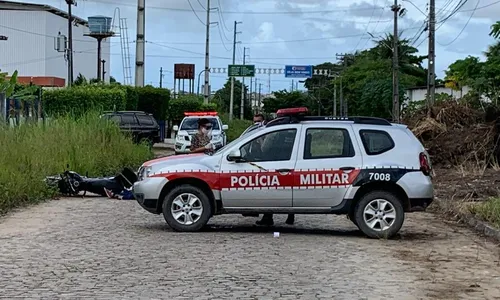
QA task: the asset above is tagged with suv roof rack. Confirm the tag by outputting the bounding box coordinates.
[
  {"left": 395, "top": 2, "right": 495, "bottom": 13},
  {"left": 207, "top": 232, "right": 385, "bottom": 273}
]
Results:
[{"left": 266, "top": 114, "right": 392, "bottom": 127}]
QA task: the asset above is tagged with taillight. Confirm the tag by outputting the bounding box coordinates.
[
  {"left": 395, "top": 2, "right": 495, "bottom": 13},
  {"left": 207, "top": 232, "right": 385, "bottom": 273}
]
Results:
[{"left": 419, "top": 152, "right": 431, "bottom": 176}]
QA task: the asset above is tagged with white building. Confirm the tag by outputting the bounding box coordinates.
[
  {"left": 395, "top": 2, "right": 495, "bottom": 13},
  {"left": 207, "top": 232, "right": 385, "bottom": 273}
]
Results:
[
  {"left": 0, "top": 0, "right": 111, "bottom": 86},
  {"left": 405, "top": 85, "right": 473, "bottom": 102}
]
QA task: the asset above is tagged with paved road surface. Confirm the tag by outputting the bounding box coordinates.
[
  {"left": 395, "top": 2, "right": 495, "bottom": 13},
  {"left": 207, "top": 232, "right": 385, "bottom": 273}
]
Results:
[{"left": 1, "top": 198, "right": 500, "bottom": 299}]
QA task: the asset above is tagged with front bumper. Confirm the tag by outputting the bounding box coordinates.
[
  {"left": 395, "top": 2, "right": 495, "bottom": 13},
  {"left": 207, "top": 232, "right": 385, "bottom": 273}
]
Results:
[{"left": 132, "top": 177, "right": 168, "bottom": 214}]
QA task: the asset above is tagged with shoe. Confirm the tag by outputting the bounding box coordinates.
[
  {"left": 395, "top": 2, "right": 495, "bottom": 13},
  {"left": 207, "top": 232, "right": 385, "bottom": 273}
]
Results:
[
  {"left": 285, "top": 214, "right": 295, "bottom": 225},
  {"left": 104, "top": 188, "right": 114, "bottom": 198}
]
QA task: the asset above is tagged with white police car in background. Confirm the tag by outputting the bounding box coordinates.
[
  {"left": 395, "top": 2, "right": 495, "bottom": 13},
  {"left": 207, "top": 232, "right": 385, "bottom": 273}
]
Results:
[{"left": 173, "top": 112, "right": 229, "bottom": 154}]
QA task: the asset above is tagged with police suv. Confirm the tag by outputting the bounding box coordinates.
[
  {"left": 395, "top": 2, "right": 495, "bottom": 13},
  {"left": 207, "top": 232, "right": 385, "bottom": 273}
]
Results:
[
  {"left": 172, "top": 112, "right": 229, "bottom": 154},
  {"left": 133, "top": 107, "right": 433, "bottom": 238}
]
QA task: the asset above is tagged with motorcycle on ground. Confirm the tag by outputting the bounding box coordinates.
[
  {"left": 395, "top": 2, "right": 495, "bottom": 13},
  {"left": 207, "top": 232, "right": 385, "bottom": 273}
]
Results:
[{"left": 45, "top": 165, "right": 138, "bottom": 197}]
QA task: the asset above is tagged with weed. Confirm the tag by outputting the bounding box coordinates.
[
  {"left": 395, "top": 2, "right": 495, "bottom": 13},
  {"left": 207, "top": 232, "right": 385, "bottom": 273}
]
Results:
[
  {"left": 0, "top": 112, "right": 152, "bottom": 214},
  {"left": 469, "top": 197, "right": 500, "bottom": 228}
]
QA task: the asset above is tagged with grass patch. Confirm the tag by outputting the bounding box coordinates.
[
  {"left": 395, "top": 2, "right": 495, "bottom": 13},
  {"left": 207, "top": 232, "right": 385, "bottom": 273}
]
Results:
[
  {"left": 0, "top": 113, "right": 153, "bottom": 214},
  {"left": 469, "top": 197, "right": 500, "bottom": 228},
  {"left": 220, "top": 115, "right": 253, "bottom": 142}
]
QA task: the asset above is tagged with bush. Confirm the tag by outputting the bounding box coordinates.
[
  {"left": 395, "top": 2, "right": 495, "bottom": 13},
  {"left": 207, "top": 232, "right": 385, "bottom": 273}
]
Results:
[
  {"left": 169, "top": 95, "right": 217, "bottom": 122},
  {"left": 0, "top": 113, "right": 153, "bottom": 214},
  {"left": 136, "top": 85, "right": 170, "bottom": 120},
  {"left": 220, "top": 114, "right": 253, "bottom": 142},
  {"left": 43, "top": 86, "right": 126, "bottom": 116}
]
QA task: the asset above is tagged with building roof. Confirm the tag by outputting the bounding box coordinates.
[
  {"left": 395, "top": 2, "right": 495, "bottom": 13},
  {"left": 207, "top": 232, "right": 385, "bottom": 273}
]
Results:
[{"left": 0, "top": 0, "right": 88, "bottom": 26}]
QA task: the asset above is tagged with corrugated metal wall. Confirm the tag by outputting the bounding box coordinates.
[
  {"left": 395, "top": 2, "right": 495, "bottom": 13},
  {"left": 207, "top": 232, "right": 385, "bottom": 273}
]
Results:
[{"left": 0, "top": 9, "right": 111, "bottom": 83}]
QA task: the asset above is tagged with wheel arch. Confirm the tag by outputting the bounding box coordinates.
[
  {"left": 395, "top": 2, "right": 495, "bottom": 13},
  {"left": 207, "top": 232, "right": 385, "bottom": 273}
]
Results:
[
  {"left": 349, "top": 182, "right": 410, "bottom": 216},
  {"left": 157, "top": 177, "right": 217, "bottom": 215}
]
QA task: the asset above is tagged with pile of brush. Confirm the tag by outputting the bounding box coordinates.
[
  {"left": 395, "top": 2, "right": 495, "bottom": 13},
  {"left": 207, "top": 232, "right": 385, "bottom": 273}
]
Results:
[{"left": 404, "top": 101, "right": 498, "bottom": 167}]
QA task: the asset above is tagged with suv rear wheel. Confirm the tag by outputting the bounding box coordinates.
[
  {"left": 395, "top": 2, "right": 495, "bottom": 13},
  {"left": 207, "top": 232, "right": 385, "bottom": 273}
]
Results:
[
  {"left": 162, "top": 185, "right": 212, "bottom": 232},
  {"left": 354, "top": 191, "right": 404, "bottom": 239}
]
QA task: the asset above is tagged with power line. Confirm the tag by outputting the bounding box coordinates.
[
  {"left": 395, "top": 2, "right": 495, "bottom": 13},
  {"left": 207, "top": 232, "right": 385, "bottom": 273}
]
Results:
[
  {"left": 187, "top": 0, "right": 206, "bottom": 25},
  {"left": 85, "top": 0, "right": 388, "bottom": 14},
  {"left": 196, "top": 0, "right": 206, "bottom": 10},
  {"left": 437, "top": 0, "right": 479, "bottom": 46},
  {"left": 360, "top": 0, "right": 390, "bottom": 50},
  {"left": 216, "top": 22, "right": 231, "bottom": 51},
  {"left": 216, "top": 0, "right": 231, "bottom": 32},
  {"left": 352, "top": 0, "right": 380, "bottom": 52}
]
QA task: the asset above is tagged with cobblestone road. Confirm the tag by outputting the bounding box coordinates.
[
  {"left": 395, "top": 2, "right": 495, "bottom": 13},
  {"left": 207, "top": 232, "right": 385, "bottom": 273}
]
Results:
[{"left": 1, "top": 198, "right": 500, "bottom": 299}]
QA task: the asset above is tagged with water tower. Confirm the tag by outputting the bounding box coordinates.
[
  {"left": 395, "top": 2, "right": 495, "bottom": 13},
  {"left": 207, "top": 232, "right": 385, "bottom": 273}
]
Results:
[{"left": 84, "top": 15, "right": 114, "bottom": 81}]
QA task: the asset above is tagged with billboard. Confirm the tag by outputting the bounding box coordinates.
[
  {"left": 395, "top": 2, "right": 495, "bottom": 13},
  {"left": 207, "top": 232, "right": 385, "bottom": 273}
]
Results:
[
  {"left": 285, "top": 65, "right": 313, "bottom": 78},
  {"left": 174, "top": 64, "right": 195, "bottom": 79}
]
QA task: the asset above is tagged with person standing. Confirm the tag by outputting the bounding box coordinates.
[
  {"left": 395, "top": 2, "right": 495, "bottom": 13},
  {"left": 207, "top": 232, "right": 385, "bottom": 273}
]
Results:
[
  {"left": 190, "top": 118, "right": 215, "bottom": 154},
  {"left": 251, "top": 113, "right": 295, "bottom": 226}
]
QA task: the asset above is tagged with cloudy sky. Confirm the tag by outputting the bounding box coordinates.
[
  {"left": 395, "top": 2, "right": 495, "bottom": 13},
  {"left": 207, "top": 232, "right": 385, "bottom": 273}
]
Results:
[{"left": 19, "top": 0, "right": 500, "bottom": 92}]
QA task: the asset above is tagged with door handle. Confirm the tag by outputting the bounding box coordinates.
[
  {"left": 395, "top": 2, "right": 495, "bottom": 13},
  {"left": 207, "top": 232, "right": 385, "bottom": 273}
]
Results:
[
  {"left": 340, "top": 166, "right": 355, "bottom": 171},
  {"left": 276, "top": 168, "right": 292, "bottom": 173}
]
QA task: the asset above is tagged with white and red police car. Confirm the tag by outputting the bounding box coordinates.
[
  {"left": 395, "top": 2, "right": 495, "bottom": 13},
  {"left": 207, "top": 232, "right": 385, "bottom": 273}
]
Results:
[
  {"left": 133, "top": 107, "right": 433, "bottom": 238},
  {"left": 172, "top": 112, "right": 228, "bottom": 154}
]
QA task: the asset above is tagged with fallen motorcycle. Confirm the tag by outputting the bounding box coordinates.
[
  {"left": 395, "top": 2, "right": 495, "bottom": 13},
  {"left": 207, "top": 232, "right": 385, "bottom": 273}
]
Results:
[{"left": 45, "top": 165, "right": 138, "bottom": 197}]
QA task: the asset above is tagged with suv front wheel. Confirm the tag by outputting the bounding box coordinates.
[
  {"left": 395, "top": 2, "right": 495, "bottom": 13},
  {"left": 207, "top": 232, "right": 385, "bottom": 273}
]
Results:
[
  {"left": 354, "top": 191, "right": 404, "bottom": 239},
  {"left": 162, "top": 185, "right": 212, "bottom": 231}
]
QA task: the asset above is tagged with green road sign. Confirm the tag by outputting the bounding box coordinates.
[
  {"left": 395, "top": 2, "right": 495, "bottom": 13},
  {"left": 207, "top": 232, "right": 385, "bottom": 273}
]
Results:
[{"left": 228, "top": 64, "right": 255, "bottom": 77}]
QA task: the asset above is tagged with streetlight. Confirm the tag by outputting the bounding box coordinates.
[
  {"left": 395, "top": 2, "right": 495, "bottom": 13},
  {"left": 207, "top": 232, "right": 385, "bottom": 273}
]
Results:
[{"left": 197, "top": 69, "right": 210, "bottom": 96}]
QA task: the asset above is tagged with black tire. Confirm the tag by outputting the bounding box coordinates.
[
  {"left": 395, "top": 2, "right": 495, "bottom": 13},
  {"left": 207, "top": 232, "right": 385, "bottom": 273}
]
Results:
[
  {"left": 354, "top": 191, "right": 404, "bottom": 239},
  {"left": 162, "top": 184, "right": 212, "bottom": 232},
  {"left": 348, "top": 210, "right": 358, "bottom": 227}
]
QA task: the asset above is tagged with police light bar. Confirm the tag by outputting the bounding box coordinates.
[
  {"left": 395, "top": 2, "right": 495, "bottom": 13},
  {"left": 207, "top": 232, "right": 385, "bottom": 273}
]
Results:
[
  {"left": 276, "top": 107, "right": 308, "bottom": 117},
  {"left": 184, "top": 111, "right": 218, "bottom": 116}
]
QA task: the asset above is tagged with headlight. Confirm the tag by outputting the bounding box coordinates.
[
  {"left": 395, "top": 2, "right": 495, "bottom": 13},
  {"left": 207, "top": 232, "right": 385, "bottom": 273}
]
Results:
[
  {"left": 176, "top": 135, "right": 186, "bottom": 141},
  {"left": 211, "top": 134, "right": 221, "bottom": 140},
  {"left": 138, "top": 166, "right": 152, "bottom": 180}
]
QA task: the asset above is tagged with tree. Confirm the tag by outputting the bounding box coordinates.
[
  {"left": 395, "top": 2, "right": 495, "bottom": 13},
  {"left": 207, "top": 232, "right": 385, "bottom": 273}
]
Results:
[
  {"left": 213, "top": 78, "right": 252, "bottom": 119},
  {"left": 444, "top": 56, "right": 483, "bottom": 90},
  {"left": 489, "top": 21, "right": 500, "bottom": 39},
  {"left": 0, "top": 70, "right": 18, "bottom": 97},
  {"left": 262, "top": 90, "right": 310, "bottom": 113},
  {"left": 73, "top": 73, "right": 88, "bottom": 86}
]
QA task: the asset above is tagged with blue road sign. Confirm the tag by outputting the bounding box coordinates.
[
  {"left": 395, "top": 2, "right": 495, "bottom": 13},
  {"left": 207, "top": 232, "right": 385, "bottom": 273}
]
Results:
[{"left": 284, "top": 65, "right": 313, "bottom": 78}]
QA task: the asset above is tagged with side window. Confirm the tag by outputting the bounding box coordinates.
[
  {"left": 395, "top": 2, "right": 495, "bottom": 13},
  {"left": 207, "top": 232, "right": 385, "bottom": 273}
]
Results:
[
  {"left": 359, "top": 130, "right": 395, "bottom": 155},
  {"left": 120, "top": 114, "right": 138, "bottom": 126},
  {"left": 137, "top": 115, "right": 154, "bottom": 126},
  {"left": 240, "top": 129, "right": 297, "bottom": 162},
  {"left": 304, "top": 128, "right": 355, "bottom": 159}
]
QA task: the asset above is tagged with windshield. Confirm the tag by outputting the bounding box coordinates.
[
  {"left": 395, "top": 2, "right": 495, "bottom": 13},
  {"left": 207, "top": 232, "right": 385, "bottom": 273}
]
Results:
[{"left": 180, "top": 117, "right": 220, "bottom": 130}]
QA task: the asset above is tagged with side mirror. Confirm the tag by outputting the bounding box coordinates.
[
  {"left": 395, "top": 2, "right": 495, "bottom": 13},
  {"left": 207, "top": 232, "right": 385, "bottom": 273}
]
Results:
[
  {"left": 222, "top": 124, "right": 229, "bottom": 130},
  {"left": 173, "top": 125, "right": 179, "bottom": 131},
  {"left": 227, "top": 149, "right": 243, "bottom": 162}
]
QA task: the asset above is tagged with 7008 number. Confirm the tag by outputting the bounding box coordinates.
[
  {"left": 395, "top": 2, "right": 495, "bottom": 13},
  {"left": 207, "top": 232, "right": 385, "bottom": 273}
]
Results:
[{"left": 369, "top": 172, "right": 391, "bottom": 181}]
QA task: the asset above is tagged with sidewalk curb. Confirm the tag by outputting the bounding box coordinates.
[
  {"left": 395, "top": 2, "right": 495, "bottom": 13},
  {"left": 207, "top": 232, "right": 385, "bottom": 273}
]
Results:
[
  {"left": 435, "top": 198, "right": 500, "bottom": 243},
  {"left": 153, "top": 143, "right": 175, "bottom": 150}
]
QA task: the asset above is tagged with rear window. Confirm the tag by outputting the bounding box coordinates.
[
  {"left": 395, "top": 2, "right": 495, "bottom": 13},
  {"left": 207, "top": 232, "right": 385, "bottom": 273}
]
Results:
[
  {"left": 359, "top": 130, "right": 394, "bottom": 155},
  {"left": 180, "top": 117, "right": 220, "bottom": 130},
  {"left": 137, "top": 115, "right": 155, "bottom": 126},
  {"left": 120, "top": 114, "right": 138, "bottom": 126}
]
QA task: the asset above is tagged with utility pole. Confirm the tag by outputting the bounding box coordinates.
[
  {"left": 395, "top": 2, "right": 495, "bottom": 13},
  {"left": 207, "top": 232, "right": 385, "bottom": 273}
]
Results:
[
  {"left": 334, "top": 80, "right": 337, "bottom": 117},
  {"left": 65, "top": 0, "right": 75, "bottom": 86},
  {"left": 135, "top": 0, "right": 145, "bottom": 87},
  {"left": 254, "top": 78, "right": 258, "bottom": 113},
  {"left": 229, "top": 20, "right": 241, "bottom": 120},
  {"left": 240, "top": 47, "right": 248, "bottom": 119},
  {"left": 336, "top": 53, "right": 346, "bottom": 117},
  {"left": 203, "top": 0, "right": 211, "bottom": 103},
  {"left": 159, "top": 67, "right": 163, "bottom": 88},
  {"left": 258, "top": 83, "right": 262, "bottom": 112},
  {"left": 427, "top": 0, "right": 436, "bottom": 114},
  {"left": 392, "top": 0, "right": 401, "bottom": 122},
  {"left": 101, "top": 60, "right": 106, "bottom": 81}
]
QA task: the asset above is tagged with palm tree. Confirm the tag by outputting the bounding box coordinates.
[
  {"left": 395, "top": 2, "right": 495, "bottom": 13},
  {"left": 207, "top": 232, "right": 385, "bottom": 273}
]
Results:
[{"left": 489, "top": 21, "right": 500, "bottom": 39}]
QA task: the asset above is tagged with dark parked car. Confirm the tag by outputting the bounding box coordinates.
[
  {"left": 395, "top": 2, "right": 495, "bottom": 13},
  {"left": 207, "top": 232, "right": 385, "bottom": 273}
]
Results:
[{"left": 101, "top": 111, "right": 162, "bottom": 145}]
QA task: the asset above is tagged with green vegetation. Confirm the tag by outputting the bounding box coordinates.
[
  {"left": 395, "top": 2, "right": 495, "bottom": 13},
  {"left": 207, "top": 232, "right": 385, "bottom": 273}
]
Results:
[
  {"left": 0, "top": 113, "right": 152, "bottom": 214},
  {"left": 219, "top": 114, "right": 253, "bottom": 142},
  {"left": 469, "top": 197, "right": 500, "bottom": 228}
]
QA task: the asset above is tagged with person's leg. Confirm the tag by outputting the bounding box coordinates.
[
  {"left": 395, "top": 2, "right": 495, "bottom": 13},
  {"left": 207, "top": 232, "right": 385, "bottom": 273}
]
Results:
[
  {"left": 256, "top": 213, "right": 274, "bottom": 225},
  {"left": 285, "top": 214, "right": 295, "bottom": 225}
]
